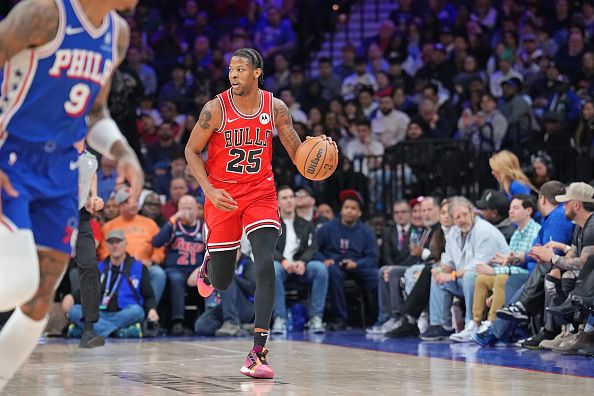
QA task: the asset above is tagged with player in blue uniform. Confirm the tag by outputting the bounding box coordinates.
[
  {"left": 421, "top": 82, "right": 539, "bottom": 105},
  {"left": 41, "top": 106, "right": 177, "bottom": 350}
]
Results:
[{"left": 0, "top": 0, "right": 143, "bottom": 391}]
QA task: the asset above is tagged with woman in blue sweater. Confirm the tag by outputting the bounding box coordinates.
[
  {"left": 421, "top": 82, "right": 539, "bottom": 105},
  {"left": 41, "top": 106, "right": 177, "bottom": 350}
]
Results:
[{"left": 489, "top": 150, "right": 537, "bottom": 200}]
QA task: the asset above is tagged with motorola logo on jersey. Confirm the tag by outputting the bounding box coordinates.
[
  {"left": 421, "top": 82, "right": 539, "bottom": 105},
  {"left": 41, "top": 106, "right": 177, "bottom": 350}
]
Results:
[
  {"left": 259, "top": 112, "right": 270, "bottom": 125},
  {"left": 223, "top": 127, "right": 272, "bottom": 148},
  {"left": 48, "top": 49, "right": 113, "bottom": 85}
]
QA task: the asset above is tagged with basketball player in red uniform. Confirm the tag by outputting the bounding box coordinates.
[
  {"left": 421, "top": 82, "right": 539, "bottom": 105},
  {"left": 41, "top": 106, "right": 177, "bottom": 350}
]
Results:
[{"left": 185, "top": 48, "right": 336, "bottom": 379}]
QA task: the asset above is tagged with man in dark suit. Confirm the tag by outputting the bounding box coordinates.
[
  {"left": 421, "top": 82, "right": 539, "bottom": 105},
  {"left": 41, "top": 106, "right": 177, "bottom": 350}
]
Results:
[
  {"left": 368, "top": 198, "right": 440, "bottom": 334},
  {"left": 382, "top": 200, "right": 414, "bottom": 269}
]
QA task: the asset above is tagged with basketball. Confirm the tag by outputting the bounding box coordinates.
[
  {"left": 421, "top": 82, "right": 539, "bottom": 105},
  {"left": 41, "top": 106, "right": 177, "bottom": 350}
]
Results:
[{"left": 294, "top": 137, "right": 338, "bottom": 181}]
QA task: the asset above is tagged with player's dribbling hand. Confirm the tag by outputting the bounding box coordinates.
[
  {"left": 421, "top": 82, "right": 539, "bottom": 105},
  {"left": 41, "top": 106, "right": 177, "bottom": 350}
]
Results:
[
  {"left": 0, "top": 169, "right": 18, "bottom": 215},
  {"left": 208, "top": 188, "right": 238, "bottom": 211},
  {"left": 307, "top": 134, "right": 338, "bottom": 152},
  {"left": 116, "top": 151, "right": 144, "bottom": 208}
]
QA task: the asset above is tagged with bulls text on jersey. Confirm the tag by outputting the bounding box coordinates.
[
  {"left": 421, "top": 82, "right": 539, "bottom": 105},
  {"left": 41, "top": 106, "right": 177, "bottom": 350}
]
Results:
[{"left": 223, "top": 127, "right": 272, "bottom": 148}]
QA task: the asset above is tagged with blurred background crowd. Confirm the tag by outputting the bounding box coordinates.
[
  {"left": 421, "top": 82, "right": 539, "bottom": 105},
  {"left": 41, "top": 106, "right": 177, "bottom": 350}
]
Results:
[{"left": 2, "top": 0, "right": 594, "bottom": 357}]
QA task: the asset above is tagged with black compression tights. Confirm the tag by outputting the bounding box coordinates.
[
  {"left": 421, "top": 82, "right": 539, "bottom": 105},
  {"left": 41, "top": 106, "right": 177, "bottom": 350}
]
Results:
[{"left": 208, "top": 228, "right": 279, "bottom": 330}]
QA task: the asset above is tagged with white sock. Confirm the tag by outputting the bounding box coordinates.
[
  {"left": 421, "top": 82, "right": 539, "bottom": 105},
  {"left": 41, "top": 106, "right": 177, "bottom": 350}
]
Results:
[{"left": 0, "top": 308, "right": 48, "bottom": 392}]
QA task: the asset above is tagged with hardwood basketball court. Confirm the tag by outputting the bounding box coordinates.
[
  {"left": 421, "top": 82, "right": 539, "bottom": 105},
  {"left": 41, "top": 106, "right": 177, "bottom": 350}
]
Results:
[{"left": 5, "top": 332, "right": 593, "bottom": 395}]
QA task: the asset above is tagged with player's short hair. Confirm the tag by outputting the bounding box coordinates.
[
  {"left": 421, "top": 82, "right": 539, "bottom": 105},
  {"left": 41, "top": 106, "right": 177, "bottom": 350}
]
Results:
[{"left": 232, "top": 48, "right": 265, "bottom": 85}]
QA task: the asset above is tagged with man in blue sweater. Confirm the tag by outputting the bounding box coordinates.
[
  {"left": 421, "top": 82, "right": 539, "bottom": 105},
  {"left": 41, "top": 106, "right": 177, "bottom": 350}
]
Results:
[
  {"left": 317, "top": 190, "right": 378, "bottom": 330},
  {"left": 472, "top": 181, "right": 575, "bottom": 346}
]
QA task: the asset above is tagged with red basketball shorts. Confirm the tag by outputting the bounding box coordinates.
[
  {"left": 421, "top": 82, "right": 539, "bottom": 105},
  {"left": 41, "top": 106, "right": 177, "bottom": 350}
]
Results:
[{"left": 204, "top": 177, "right": 280, "bottom": 252}]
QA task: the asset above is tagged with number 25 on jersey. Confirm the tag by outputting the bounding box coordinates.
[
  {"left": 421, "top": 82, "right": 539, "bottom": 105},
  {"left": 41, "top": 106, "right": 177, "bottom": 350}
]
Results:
[{"left": 226, "top": 148, "right": 263, "bottom": 174}]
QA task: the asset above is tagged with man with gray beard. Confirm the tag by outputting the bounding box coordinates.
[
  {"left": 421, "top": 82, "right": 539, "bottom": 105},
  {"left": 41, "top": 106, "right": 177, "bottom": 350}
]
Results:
[{"left": 422, "top": 197, "right": 509, "bottom": 342}]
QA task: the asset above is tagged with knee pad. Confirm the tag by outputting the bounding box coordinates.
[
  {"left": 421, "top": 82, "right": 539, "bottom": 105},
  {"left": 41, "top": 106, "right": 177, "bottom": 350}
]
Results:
[
  {"left": 209, "top": 250, "right": 237, "bottom": 291},
  {"left": 0, "top": 226, "right": 39, "bottom": 312},
  {"left": 247, "top": 228, "right": 279, "bottom": 260}
]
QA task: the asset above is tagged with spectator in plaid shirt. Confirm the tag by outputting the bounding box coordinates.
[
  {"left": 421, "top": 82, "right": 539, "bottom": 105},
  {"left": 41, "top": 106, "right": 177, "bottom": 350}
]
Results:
[{"left": 472, "top": 195, "right": 541, "bottom": 331}]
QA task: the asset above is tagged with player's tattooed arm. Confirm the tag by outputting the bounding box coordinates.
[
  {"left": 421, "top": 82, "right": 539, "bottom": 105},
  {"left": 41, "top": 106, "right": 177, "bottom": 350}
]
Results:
[
  {"left": 198, "top": 103, "right": 213, "bottom": 130},
  {"left": 273, "top": 98, "right": 302, "bottom": 162},
  {"left": 185, "top": 99, "right": 220, "bottom": 161},
  {"left": 0, "top": 0, "right": 58, "bottom": 65},
  {"left": 185, "top": 100, "right": 238, "bottom": 211}
]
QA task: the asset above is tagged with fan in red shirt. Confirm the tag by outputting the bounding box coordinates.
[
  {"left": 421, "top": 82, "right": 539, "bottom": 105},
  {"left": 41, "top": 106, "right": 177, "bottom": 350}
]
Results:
[{"left": 185, "top": 48, "right": 336, "bottom": 379}]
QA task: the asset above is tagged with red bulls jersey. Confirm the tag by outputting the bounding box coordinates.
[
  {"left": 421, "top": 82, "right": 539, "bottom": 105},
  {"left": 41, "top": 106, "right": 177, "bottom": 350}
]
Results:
[{"left": 207, "top": 88, "right": 275, "bottom": 183}]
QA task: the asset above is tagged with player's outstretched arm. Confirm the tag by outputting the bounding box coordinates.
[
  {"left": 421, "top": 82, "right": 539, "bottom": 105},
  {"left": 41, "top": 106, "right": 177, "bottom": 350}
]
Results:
[
  {"left": 85, "top": 16, "right": 144, "bottom": 206},
  {"left": 0, "top": 0, "right": 58, "bottom": 65},
  {"left": 185, "top": 99, "right": 238, "bottom": 211}
]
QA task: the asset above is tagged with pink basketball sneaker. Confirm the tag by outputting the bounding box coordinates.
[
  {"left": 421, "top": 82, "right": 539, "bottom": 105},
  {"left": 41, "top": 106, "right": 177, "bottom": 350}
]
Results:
[
  {"left": 196, "top": 254, "right": 214, "bottom": 298},
  {"left": 240, "top": 345, "right": 274, "bottom": 379}
]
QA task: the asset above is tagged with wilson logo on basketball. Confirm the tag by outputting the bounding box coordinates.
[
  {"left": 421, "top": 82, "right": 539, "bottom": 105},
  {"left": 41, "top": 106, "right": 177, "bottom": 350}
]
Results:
[
  {"left": 307, "top": 148, "right": 324, "bottom": 175},
  {"left": 294, "top": 136, "right": 338, "bottom": 181}
]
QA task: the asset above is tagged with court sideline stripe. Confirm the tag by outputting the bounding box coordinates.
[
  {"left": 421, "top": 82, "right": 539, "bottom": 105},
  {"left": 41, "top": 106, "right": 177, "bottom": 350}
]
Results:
[{"left": 292, "top": 339, "right": 594, "bottom": 380}]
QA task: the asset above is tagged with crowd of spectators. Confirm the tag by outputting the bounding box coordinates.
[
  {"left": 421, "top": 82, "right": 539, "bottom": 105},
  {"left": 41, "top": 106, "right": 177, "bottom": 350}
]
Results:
[{"left": 2, "top": 0, "right": 594, "bottom": 358}]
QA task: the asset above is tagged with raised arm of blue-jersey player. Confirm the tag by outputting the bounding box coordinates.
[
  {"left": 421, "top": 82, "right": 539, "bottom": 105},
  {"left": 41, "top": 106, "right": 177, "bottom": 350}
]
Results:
[
  {"left": 185, "top": 99, "right": 238, "bottom": 212},
  {"left": 86, "top": 16, "right": 143, "bottom": 206},
  {"left": 0, "top": 0, "right": 58, "bottom": 66}
]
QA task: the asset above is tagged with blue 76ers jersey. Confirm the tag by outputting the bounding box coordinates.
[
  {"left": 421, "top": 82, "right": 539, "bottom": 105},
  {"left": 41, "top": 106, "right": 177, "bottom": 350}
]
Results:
[{"left": 0, "top": 0, "right": 119, "bottom": 149}]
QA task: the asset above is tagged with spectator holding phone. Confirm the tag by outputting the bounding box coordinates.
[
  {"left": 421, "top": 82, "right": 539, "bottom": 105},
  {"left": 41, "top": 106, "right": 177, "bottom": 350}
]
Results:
[{"left": 152, "top": 195, "right": 205, "bottom": 336}]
